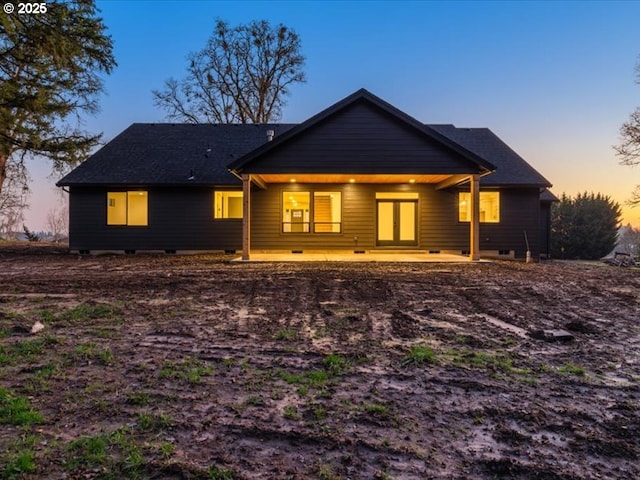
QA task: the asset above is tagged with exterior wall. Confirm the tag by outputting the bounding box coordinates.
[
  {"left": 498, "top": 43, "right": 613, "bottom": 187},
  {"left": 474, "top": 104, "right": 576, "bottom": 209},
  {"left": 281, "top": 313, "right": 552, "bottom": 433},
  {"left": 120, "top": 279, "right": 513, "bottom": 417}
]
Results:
[
  {"left": 68, "top": 186, "right": 242, "bottom": 251},
  {"left": 243, "top": 102, "right": 479, "bottom": 174},
  {"left": 68, "top": 184, "right": 543, "bottom": 259},
  {"left": 250, "top": 183, "right": 543, "bottom": 258}
]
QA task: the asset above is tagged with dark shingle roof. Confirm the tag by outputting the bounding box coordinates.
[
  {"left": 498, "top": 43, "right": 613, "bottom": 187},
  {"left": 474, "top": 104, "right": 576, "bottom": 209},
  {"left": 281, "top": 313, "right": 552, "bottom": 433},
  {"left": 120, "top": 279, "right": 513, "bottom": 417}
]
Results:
[
  {"left": 540, "top": 189, "right": 559, "bottom": 202},
  {"left": 429, "top": 125, "right": 551, "bottom": 188},
  {"left": 57, "top": 123, "right": 295, "bottom": 186},
  {"left": 57, "top": 102, "right": 551, "bottom": 189}
]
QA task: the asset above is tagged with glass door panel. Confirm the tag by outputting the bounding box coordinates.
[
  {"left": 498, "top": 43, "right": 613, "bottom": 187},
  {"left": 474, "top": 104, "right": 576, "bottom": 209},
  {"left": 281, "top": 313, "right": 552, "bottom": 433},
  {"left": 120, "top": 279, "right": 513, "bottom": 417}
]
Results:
[
  {"left": 399, "top": 202, "right": 416, "bottom": 241},
  {"left": 377, "top": 201, "right": 394, "bottom": 241}
]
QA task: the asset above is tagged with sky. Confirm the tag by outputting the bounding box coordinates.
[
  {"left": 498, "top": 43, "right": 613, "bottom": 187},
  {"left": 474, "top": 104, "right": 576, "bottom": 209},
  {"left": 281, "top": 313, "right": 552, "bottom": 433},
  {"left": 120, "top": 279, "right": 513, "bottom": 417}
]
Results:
[{"left": 23, "top": 0, "right": 640, "bottom": 230}]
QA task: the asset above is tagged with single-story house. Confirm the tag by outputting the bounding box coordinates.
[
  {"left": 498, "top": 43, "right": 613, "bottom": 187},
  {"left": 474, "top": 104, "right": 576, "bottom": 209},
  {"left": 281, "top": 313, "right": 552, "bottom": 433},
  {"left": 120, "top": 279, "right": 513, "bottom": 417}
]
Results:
[{"left": 57, "top": 88, "right": 555, "bottom": 260}]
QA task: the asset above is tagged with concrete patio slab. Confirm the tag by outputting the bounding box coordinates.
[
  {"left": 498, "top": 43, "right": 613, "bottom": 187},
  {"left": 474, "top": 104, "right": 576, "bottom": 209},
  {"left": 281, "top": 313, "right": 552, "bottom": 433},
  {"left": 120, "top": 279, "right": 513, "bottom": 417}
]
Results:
[{"left": 232, "top": 252, "right": 484, "bottom": 263}]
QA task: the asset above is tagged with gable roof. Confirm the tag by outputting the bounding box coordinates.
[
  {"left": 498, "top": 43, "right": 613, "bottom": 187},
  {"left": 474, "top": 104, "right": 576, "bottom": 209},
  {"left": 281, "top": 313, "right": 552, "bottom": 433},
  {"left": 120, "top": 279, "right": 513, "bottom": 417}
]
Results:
[
  {"left": 57, "top": 123, "right": 295, "bottom": 187},
  {"left": 57, "top": 89, "right": 551, "bottom": 189},
  {"left": 429, "top": 125, "right": 551, "bottom": 188},
  {"left": 228, "top": 88, "right": 496, "bottom": 174}
]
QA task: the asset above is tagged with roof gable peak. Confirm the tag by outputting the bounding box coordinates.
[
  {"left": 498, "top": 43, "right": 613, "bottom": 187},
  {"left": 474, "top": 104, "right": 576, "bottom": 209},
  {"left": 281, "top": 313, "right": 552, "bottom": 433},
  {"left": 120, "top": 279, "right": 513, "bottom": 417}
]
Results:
[{"left": 229, "top": 88, "right": 495, "bottom": 172}]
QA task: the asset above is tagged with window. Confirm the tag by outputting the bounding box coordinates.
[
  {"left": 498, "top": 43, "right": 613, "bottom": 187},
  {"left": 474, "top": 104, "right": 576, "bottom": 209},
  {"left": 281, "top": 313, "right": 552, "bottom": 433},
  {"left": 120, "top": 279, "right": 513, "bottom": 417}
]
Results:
[
  {"left": 214, "top": 191, "right": 243, "bottom": 219},
  {"left": 107, "top": 191, "right": 148, "bottom": 226},
  {"left": 282, "top": 192, "right": 310, "bottom": 232},
  {"left": 313, "top": 192, "right": 341, "bottom": 232},
  {"left": 282, "top": 191, "right": 342, "bottom": 233},
  {"left": 459, "top": 192, "right": 500, "bottom": 223}
]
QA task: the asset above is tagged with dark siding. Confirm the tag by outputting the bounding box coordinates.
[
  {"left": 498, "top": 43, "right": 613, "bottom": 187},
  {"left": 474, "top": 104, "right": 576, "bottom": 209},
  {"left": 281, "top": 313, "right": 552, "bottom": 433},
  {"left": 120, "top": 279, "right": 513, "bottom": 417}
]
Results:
[
  {"left": 243, "top": 102, "right": 480, "bottom": 174},
  {"left": 250, "top": 184, "right": 542, "bottom": 258},
  {"left": 68, "top": 187, "right": 242, "bottom": 251},
  {"left": 68, "top": 184, "right": 544, "bottom": 258},
  {"left": 539, "top": 202, "right": 552, "bottom": 257},
  {"left": 473, "top": 188, "right": 541, "bottom": 258}
]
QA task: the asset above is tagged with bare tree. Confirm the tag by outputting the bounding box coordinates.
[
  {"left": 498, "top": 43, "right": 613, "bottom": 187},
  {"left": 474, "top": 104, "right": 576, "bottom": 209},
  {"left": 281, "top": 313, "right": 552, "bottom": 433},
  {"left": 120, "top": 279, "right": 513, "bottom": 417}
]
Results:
[
  {"left": 0, "top": 156, "right": 29, "bottom": 239},
  {"left": 615, "top": 58, "right": 640, "bottom": 206},
  {"left": 46, "top": 199, "right": 68, "bottom": 243},
  {"left": 153, "top": 19, "right": 305, "bottom": 124},
  {"left": 616, "top": 224, "right": 640, "bottom": 257}
]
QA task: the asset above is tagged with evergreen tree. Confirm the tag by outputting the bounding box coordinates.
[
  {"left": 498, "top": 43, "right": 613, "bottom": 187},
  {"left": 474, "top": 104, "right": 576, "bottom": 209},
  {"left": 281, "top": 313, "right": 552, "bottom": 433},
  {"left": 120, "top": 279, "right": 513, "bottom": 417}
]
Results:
[
  {"left": 0, "top": 0, "right": 117, "bottom": 199},
  {"left": 551, "top": 193, "right": 621, "bottom": 259}
]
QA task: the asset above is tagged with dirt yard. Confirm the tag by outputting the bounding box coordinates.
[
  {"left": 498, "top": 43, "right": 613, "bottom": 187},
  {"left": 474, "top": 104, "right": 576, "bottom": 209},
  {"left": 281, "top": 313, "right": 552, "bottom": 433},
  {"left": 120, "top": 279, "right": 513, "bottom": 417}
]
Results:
[{"left": 0, "top": 244, "right": 638, "bottom": 479}]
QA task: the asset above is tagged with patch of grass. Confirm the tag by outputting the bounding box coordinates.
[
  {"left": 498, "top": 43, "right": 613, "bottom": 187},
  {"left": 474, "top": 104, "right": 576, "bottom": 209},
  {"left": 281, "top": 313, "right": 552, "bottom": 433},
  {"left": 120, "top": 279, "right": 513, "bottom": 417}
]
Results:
[
  {"left": 274, "top": 328, "right": 299, "bottom": 341},
  {"left": 0, "top": 387, "right": 44, "bottom": 425},
  {"left": 38, "top": 309, "right": 56, "bottom": 323},
  {"left": 125, "top": 391, "right": 150, "bottom": 406},
  {"left": 221, "top": 357, "right": 235, "bottom": 368},
  {"left": 316, "top": 462, "right": 340, "bottom": 480},
  {"left": 0, "top": 335, "right": 58, "bottom": 365},
  {"left": 244, "top": 395, "right": 265, "bottom": 407},
  {"left": 2, "top": 449, "right": 36, "bottom": 479},
  {"left": 208, "top": 465, "right": 235, "bottom": 479},
  {"left": 65, "top": 426, "right": 146, "bottom": 478},
  {"left": 73, "top": 342, "right": 113, "bottom": 365},
  {"left": 447, "top": 349, "right": 524, "bottom": 374},
  {"left": 60, "top": 302, "right": 123, "bottom": 324},
  {"left": 310, "top": 404, "right": 327, "bottom": 421},
  {"left": 137, "top": 411, "right": 173, "bottom": 432},
  {"left": 158, "top": 442, "right": 174, "bottom": 459},
  {"left": 362, "top": 402, "right": 388, "bottom": 416},
  {"left": 283, "top": 405, "right": 301, "bottom": 420},
  {"left": 278, "top": 369, "right": 330, "bottom": 391},
  {"left": 403, "top": 345, "right": 436, "bottom": 366},
  {"left": 558, "top": 362, "right": 586, "bottom": 377},
  {"left": 323, "top": 353, "right": 350, "bottom": 375},
  {"left": 159, "top": 357, "right": 214, "bottom": 384},
  {"left": 66, "top": 435, "right": 108, "bottom": 470}
]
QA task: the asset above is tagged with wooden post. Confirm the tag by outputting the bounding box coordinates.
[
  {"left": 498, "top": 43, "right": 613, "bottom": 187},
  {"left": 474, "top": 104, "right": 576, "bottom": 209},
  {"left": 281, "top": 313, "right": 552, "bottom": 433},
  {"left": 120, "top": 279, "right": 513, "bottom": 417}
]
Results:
[
  {"left": 470, "top": 174, "right": 480, "bottom": 261},
  {"left": 242, "top": 174, "right": 251, "bottom": 261}
]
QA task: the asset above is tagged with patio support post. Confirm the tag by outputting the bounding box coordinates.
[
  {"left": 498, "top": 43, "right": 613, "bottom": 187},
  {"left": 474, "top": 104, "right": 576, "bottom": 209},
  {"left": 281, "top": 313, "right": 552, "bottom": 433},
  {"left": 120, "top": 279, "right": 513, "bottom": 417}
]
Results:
[
  {"left": 242, "top": 174, "right": 251, "bottom": 261},
  {"left": 470, "top": 174, "right": 480, "bottom": 261}
]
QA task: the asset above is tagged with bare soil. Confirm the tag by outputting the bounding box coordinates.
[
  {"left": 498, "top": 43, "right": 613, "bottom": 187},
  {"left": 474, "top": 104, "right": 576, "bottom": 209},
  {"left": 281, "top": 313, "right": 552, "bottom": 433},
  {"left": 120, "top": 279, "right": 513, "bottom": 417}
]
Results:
[{"left": 0, "top": 244, "right": 639, "bottom": 479}]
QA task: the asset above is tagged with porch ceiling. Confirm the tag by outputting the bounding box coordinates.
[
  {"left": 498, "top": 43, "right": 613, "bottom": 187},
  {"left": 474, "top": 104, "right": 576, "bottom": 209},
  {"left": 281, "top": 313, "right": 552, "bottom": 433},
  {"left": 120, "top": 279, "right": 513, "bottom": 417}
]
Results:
[{"left": 256, "top": 173, "right": 453, "bottom": 184}]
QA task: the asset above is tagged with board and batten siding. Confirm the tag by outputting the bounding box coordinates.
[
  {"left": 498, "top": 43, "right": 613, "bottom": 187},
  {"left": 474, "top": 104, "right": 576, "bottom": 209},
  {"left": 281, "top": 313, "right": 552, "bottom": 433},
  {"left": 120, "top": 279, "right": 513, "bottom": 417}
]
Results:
[
  {"left": 242, "top": 101, "right": 481, "bottom": 175},
  {"left": 68, "top": 187, "right": 242, "bottom": 251}
]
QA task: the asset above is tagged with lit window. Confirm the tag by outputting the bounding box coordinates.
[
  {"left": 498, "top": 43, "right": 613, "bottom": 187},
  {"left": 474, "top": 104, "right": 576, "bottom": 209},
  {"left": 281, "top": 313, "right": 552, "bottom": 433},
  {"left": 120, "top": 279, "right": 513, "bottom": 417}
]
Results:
[
  {"left": 107, "top": 192, "right": 127, "bottom": 225},
  {"left": 459, "top": 192, "right": 500, "bottom": 223},
  {"left": 282, "top": 192, "right": 310, "bottom": 232},
  {"left": 313, "top": 192, "right": 341, "bottom": 233},
  {"left": 214, "top": 191, "right": 243, "bottom": 219},
  {"left": 107, "top": 191, "right": 148, "bottom": 226}
]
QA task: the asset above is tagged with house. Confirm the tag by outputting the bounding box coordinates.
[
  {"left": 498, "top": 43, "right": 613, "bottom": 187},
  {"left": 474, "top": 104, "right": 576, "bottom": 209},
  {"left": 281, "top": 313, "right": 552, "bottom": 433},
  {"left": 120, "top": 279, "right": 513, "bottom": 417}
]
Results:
[{"left": 57, "top": 88, "right": 554, "bottom": 260}]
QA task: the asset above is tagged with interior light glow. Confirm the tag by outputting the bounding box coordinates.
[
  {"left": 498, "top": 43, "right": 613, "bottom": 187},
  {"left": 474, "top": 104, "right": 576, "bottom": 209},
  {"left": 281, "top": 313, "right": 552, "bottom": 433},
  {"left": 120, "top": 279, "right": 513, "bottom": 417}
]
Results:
[{"left": 349, "top": 178, "right": 355, "bottom": 183}]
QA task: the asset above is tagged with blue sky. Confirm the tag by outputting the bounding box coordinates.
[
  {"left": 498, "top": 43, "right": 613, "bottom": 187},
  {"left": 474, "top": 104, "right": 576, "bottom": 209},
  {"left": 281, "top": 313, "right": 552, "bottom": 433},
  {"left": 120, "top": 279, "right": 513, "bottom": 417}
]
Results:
[{"left": 26, "top": 0, "right": 640, "bottom": 229}]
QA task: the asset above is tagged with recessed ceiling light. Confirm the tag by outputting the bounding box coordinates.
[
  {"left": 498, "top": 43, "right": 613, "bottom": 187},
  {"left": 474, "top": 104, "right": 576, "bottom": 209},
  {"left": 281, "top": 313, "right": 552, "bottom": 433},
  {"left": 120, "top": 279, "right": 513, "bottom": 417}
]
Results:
[
  {"left": 290, "top": 178, "right": 296, "bottom": 183},
  {"left": 349, "top": 178, "right": 355, "bottom": 183},
  {"left": 409, "top": 179, "right": 416, "bottom": 183}
]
